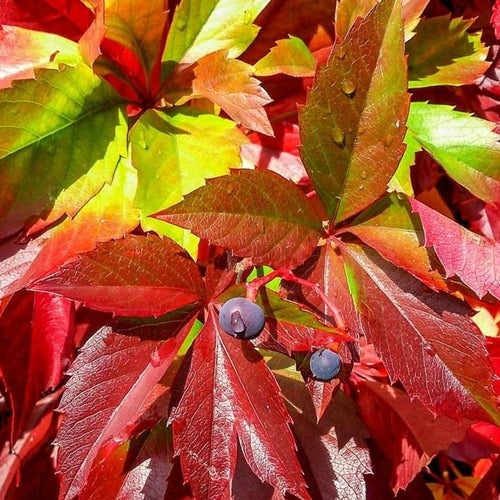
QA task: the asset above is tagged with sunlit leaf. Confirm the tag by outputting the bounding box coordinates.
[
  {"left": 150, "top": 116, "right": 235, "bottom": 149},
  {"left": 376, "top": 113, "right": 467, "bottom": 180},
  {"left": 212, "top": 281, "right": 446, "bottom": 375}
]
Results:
[
  {"left": 162, "top": 0, "right": 270, "bottom": 73},
  {"left": 0, "top": 26, "right": 81, "bottom": 89},
  {"left": 407, "top": 16, "right": 489, "bottom": 88},
  {"left": 343, "top": 194, "right": 449, "bottom": 292},
  {"left": 131, "top": 106, "right": 247, "bottom": 248},
  {"left": 192, "top": 51, "right": 273, "bottom": 135},
  {"left": 0, "top": 64, "right": 127, "bottom": 239},
  {"left": 341, "top": 242, "right": 499, "bottom": 423},
  {"left": 170, "top": 307, "right": 309, "bottom": 499},
  {"left": 299, "top": 0, "right": 409, "bottom": 223},
  {"left": 156, "top": 169, "right": 322, "bottom": 269},
  {"left": 9, "top": 157, "right": 139, "bottom": 296},
  {"left": 408, "top": 102, "right": 500, "bottom": 204},
  {"left": 32, "top": 235, "right": 206, "bottom": 317},
  {"left": 410, "top": 198, "right": 500, "bottom": 300},
  {"left": 56, "top": 313, "right": 195, "bottom": 499},
  {"left": 254, "top": 35, "right": 316, "bottom": 77}
]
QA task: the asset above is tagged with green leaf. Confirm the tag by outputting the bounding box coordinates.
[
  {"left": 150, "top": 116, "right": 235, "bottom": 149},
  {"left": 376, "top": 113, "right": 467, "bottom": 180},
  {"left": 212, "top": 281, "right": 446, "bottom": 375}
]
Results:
[
  {"left": 408, "top": 102, "right": 500, "bottom": 203},
  {"left": 162, "top": 0, "right": 270, "bottom": 75},
  {"left": 131, "top": 107, "right": 248, "bottom": 255},
  {"left": 388, "top": 128, "right": 422, "bottom": 195},
  {"left": 155, "top": 169, "right": 322, "bottom": 269},
  {"left": 407, "top": 16, "right": 489, "bottom": 88},
  {"left": 0, "top": 64, "right": 126, "bottom": 238},
  {"left": 254, "top": 35, "right": 316, "bottom": 77},
  {"left": 299, "top": 0, "right": 409, "bottom": 224}
]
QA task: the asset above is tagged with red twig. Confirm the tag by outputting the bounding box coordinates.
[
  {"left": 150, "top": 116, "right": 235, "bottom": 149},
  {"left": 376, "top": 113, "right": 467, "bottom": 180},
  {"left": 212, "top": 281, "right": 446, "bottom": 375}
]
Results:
[{"left": 245, "top": 268, "right": 346, "bottom": 330}]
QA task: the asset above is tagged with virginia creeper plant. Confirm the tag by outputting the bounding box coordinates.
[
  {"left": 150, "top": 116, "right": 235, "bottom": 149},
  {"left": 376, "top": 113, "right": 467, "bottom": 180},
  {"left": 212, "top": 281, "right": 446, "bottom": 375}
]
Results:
[{"left": 1, "top": 0, "right": 500, "bottom": 498}]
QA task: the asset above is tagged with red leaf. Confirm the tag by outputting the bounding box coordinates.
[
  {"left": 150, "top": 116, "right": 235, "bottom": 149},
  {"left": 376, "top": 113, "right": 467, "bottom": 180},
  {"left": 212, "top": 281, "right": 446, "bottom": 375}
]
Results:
[
  {"left": 275, "top": 370, "right": 371, "bottom": 500},
  {"left": 170, "top": 306, "right": 309, "bottom": 499},
  {"left": 410, "top": 198, "right": 500, "bottom": 300},
  {"left": 492, "top": 0, "right": 500, "bottom": 40},
  {"left": 0, "top": 0, "right": 93, "bottom": 41},
  {"left": 32, "top": 235, "right": 206, "bottom": 317},
  {"left": 83, "top": 423, "right": 172, "bottom": 500},
  {"left": 0, "top": 291, "right": 73, "bottom": 442},
  {"left": 341, "top": 242, "right": 499, "bottom": 422},
  {"left": 242, "top": 121, "right": 310, "bottom": 185},
  {"left": 56, "top": 311, "right": 195, "bottom": 499},
  {"left": 32, "top": 292, "right": 75, "bottom": 390},
  {"left": 0, "top": 235, "right": 44, "bottom": 299},
  {"left": 355, "top": 380, "right": 471, "bottom": 493},
  {"left": 156, "top": 169, "right": 322, "bottom": 269}
]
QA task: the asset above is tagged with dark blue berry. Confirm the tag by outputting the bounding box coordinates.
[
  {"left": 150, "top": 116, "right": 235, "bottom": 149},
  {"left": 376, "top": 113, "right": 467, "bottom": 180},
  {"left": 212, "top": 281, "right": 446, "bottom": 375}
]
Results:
[
  {"left": 219, "top": 298, "right": 265, "bottom": 339},
  {"left": 310, "top": 349, "right": 341, "bottom": 381}
]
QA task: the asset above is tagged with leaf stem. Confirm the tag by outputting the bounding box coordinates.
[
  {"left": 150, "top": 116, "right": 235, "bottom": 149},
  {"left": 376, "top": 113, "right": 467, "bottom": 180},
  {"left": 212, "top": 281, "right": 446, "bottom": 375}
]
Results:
[{"left": 245, "top": 268, "right": 346, "bottom": 330}]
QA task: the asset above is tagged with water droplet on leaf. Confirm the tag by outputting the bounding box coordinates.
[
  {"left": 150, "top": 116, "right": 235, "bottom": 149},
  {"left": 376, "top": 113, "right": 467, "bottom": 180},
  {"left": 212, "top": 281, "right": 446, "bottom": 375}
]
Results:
[
  {"left": 358, "top": 185, "right": 364, "bottom": 191},
  {"left": 176, "top": 18, "right": 187, "bottom": 31},
  {"left": 332, "top": 128, "right": 345, "bottom": 147},
  {"left": 360, "top": 170, "right": 368, "bottom": 179},
  {"left": 424, "top": 344, "right": 436, "bottom": 357},
  {"left": 334, "top": 45, "right": 346, "bottom": 59},
  {"left": 150, "top": 349, "right": 161, "bottom": 367},
  {"left": 383, "top": 134, "right": 394, "bottom": 148},
  {"left": 341, "top": 79, "right": 356, "bottom": 97}
]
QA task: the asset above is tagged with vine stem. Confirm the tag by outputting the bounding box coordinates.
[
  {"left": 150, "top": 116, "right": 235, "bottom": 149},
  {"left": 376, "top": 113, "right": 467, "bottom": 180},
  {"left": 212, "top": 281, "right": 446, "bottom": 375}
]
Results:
[{"left": 245, "top": 268, "right": 346, "bottom": 330}]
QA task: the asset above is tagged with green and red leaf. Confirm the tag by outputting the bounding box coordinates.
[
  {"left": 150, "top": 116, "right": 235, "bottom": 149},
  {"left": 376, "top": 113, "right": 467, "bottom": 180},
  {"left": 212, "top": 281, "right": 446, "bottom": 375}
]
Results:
[
  {"left": 299, "top": 0, "right": 410, "bottom": 224},
  {"left": 192, "top": 51, "right": 273, "bottom": 135},
  {"left": 407, "top": 16, "right": 489, "bottom": 88},
  {"left": 156, "top": 169, "right": 323, "bottom": 269}
]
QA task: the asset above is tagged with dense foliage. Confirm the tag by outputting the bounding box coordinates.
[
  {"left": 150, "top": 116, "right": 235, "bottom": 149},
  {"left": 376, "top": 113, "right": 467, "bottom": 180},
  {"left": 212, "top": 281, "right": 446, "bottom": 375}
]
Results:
[{"left": 1, "top": 0, "right": 500, "bottom": 498}]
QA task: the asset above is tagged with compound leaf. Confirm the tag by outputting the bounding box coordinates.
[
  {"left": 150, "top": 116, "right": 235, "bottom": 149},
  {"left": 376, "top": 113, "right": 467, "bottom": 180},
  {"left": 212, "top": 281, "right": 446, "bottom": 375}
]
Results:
[{"left": 170, "top": 307, "right": 308, "bottom": 499}]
